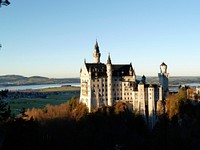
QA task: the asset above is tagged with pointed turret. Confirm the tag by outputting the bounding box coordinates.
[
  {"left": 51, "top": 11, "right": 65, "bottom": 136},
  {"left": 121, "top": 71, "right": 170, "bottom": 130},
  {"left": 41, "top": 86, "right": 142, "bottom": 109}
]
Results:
[
  {"left": 107, "top": 53, "right": 112, "bottom": 64},
  {"left": 93, "top": 40, "right": 101, "bottom": 63},
  {"left": 141, "top": 75, "right": 146, "bottom": 83},
  {"left": 160, "top": 62, "right": 167, "bottom": 74},
  {"left": 94, "top": 40, "right": 100, "bottom": 53},
  {"left": 106, "top": 53, "right": 113, "bottom": 106}
]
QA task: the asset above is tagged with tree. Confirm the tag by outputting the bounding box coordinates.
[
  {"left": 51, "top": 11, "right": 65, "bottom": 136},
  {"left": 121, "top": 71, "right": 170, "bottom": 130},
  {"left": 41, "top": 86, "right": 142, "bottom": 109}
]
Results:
[
  {"left": 0, "top": 90, "right": 11, "bottom": 121},
  {"left": 166, "top": 89, "right": 187, "bottom": 120},
  {"left": 0, "top": 0, "right": 10, "bottom": 7}
]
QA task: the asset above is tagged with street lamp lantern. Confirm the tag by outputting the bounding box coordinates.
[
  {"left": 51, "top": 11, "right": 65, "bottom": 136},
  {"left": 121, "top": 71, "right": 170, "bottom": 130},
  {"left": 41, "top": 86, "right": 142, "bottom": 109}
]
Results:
[{"left": 0, "top": 0, "right": 11, "bottom": 7}]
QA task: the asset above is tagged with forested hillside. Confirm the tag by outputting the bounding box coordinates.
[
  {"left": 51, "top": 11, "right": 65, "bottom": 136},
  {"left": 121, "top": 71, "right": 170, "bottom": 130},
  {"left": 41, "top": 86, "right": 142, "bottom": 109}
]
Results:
[{"left": 0, "top": 75, "right": 80, "bottom": 87}]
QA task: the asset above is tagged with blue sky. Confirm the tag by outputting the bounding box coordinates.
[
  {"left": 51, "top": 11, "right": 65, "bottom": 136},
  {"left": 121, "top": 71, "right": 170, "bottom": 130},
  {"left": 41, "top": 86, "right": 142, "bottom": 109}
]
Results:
[{"left": 0, "top": 0, "right": 200, "bottom": 78}]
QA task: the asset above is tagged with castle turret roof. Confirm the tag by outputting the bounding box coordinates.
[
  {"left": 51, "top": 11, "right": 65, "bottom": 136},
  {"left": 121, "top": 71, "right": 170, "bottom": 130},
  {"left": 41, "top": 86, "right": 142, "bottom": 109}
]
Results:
[
  {"left": 161, "top": 62, "right": 167, "bottom": 66},
  {"left": 107, "top": 53, "right": 112, "bottom": 64},
  {"left": 94, "top": 40, "right": 100, "bottom": 53}
]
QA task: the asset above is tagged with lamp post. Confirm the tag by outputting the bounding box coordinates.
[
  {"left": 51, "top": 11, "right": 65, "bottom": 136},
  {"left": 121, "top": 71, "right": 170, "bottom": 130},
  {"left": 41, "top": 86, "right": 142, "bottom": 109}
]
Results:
[{"left": 0, "top": 0, "right": 10, "bottom": 7}]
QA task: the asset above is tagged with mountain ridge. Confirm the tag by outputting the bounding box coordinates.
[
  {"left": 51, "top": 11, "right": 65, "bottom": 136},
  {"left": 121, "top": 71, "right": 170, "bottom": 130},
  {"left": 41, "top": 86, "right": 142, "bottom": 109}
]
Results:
[
  {"left": 0, "top": 75, "right": 199, "bottom": 87},
  {"left": 0, "top": 75, "right": 80, "bottom": 87}
]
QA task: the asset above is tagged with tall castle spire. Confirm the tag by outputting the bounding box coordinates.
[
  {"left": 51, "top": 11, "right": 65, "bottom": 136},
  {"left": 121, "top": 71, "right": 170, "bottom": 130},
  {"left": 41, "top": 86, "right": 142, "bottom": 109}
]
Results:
[
  {"left": 93, "top": 40, "right": 101, "bottom": 63},
  {"left": 107, "top": 53, "right": 112, "bottom": 64},
  {"left": 106, "top": 53, "right": 113, "bottom": 106}
]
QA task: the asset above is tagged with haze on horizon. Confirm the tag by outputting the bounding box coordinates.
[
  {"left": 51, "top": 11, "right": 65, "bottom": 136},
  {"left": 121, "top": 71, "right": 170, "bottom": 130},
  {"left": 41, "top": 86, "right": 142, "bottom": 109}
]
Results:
[{"left": 0, "top": 1, "right": 200, "bottom": 78}]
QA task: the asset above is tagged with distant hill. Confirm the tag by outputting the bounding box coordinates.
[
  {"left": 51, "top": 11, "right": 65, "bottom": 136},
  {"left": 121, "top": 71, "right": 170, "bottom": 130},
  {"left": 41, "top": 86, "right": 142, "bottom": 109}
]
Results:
[
  {"left": 0, "top": 75, "right": 80, "bottom": 87},
  {"left": 0, "top": 75, "right": 199, "bottom": 87},
  {"left": 145, "top": 76, "right": 200, "bottom": 85}
]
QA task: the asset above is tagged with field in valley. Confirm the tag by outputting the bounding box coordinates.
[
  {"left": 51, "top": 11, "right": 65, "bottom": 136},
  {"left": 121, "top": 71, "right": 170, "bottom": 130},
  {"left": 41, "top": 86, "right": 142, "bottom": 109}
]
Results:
[{"left": 8, "top": 86, "right": 80, "bottom": 116}]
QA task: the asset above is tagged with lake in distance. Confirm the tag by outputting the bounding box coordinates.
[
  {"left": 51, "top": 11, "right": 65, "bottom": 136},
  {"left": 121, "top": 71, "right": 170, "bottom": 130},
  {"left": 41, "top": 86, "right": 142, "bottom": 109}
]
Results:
[{"left": 0, "top": 83, "right": 80, "bottom": 91}]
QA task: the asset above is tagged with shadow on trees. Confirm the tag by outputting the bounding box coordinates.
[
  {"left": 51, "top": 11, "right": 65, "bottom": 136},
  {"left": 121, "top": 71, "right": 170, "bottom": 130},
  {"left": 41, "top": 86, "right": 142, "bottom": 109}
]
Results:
[{"left": 1, "top": 95, "right": 200, "bottom": 149}]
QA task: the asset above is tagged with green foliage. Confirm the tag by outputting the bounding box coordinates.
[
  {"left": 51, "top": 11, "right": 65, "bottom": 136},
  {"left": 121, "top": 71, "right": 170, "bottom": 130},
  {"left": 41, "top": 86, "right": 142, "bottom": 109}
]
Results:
[
  {"left": 0, "top": 90, "right": 11, "bottom": 121},
  {"left": 2, "top": 99, "right": 200, "bottom": 149},
  {"left": 8, "top": 90, "right": 80, "bottom": 116},
  {"left": 166, "top": 89, "right": 187, "bottom": 120},
  {"left": 22, "top": 96, "right": 88, "bottom": 121}
]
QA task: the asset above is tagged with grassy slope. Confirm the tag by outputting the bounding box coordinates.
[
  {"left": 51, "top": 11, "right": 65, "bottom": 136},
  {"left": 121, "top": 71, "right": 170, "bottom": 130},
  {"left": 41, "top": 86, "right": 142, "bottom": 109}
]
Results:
[
  {"left": 37, "top": 86, "right": 80, "bottom": 92},
  {"left": 9, "top": 86, "right": 80, "bottom": 116}
]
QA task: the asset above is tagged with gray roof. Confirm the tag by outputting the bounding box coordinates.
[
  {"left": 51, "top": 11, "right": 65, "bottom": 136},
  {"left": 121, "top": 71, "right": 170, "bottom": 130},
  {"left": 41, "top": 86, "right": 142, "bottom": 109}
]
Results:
[
  {"left": 161, "top": 62, "right": 167, "bottom": 66},
  {"left": 85, "top": 63, "right": 133, "bottom": 78}
]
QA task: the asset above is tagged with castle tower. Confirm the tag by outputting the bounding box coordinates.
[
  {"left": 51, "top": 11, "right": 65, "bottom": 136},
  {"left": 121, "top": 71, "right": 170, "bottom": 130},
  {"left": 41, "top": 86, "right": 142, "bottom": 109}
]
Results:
[
  {"left": 148, "top": 85, "right": 156, "bottom": 129},
  {"left": 106, "top": 53, "right": 113, "bottom": 106},
  {"left": 158, "top": 62, "right": 169, "bottom": 99},
  {"left": 138, "top": 81, "right": 145, "bottom": 116},
  {"left": 141, "top": 75, "right": 146, "bottom": 84},
  {"left": 93, "top": 40, "right": 101, "bottom": 63},
  {"left": 88, "top": 67, "right": 92, "bottom": 112}
]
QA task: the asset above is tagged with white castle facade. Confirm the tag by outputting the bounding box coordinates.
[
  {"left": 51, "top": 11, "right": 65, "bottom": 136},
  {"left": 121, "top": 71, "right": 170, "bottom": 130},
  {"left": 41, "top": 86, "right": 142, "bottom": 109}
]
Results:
[{"left": 80, "top": 41, "right": 169, "bottom": 128}]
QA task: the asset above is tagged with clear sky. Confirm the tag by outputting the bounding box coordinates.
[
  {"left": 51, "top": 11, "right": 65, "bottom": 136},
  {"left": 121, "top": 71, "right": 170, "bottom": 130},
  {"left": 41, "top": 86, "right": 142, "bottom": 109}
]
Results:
[{"left": 0, "top": 0, "right": 200, "bottom": 78}]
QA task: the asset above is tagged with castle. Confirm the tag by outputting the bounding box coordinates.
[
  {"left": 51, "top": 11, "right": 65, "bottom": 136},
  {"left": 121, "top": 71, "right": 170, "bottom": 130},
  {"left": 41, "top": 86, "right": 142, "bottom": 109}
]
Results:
[{"left": 80, "top": 41, "right": 169, "bottom": 128}]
